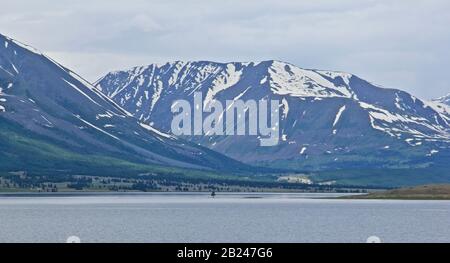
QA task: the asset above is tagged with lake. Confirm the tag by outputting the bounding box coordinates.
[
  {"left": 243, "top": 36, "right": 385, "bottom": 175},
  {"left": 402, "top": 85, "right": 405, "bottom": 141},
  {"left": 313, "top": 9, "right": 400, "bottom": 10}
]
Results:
[{"left": 0, "top": 192, "right": 449, "bottom": 243}]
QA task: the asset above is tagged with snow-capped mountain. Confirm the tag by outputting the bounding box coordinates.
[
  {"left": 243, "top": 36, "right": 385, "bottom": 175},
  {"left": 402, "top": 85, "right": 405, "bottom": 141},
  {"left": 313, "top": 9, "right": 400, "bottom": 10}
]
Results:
[
  {"left": 434, "top": 94, "right": 450, "bottom": 106},
  {"left": 96, "top": 60, "right": 450, "bottom": 170},
  {"left": 0, "top": 34, "right": 249, "bottom": 175}
]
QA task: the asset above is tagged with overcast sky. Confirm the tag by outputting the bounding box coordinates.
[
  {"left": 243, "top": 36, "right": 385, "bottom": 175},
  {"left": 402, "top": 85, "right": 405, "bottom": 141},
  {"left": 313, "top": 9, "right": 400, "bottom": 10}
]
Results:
[{"left": 1, "top": 0, "right": 449, "bottom": 99}]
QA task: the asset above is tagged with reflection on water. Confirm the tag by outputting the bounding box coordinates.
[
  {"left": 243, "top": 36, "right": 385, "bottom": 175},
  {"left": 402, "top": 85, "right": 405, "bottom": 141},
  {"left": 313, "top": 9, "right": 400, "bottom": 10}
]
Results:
[{"left": 0, "top": 192, "right": 449, "bottom": 243}]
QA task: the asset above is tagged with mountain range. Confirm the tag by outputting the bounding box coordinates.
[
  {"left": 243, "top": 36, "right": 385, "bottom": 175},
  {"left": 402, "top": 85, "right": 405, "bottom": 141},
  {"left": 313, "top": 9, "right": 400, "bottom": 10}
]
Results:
[
  {"left": 0, "top": 34, "right": 251, "bottom": 178},
  {"left": 2, "top": 33, "right": 450, "bottom": 186},
  {"left": 95, "top": 61, "right": 450, "bottom": 174}
]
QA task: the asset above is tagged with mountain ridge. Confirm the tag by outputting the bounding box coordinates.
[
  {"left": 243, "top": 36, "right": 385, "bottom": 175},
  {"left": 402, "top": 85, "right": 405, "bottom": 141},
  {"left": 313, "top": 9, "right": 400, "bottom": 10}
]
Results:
[
  {"left": 96, "top": 60, "right": 450, "bottom": 171},
  {"left": 1, "top": 34, "right": 252, "bottom": 176}
]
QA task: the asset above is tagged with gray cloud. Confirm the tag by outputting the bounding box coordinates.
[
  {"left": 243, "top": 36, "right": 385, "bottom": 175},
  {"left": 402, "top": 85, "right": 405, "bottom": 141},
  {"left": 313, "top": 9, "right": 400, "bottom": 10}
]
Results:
[{"left": 1, "top": 0, "right": 449, "bottom": 99}]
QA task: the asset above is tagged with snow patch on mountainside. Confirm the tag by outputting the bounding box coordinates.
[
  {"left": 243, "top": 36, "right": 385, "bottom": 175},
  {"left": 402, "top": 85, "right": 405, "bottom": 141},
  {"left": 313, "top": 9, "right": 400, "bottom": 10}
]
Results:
[
  {"left": 280, "top": 98, "right": 289, "bottom": 119},
  {"left": 423, "top": 100, "right": 450, "bottom": 125},
  {"left": 395, "top": 93, "right": 405, "bottom": 110},
  {"left": 168, "top": 61, "right": 186, "bottom": 86},
  {"left": 10, "top": 63, "right": 19, "bottom": 74},
  {"left": 150, "top": 79, "right": 164, "bottom": 111},
  {"left": 0, "top": 87, "right": 5, "bottom": 112},
  {"left": 315, "top": 70, "right": 352, "bottom": 86},
  {"left": 204, "top": 63, "right": 242, "bottom": 107},
  {"left": 96, "top": 112, "right": 114, "bottom": 119},
  {"left": 269, "top": 61, "right": 353, "bottom": 98},
  {"left": 333, "top": 105, "right": 346, "bottom": 127},
  {"left": 0, "top": 96, "right": 5, "bottom": 112},
  {"left": 360, "top": 101, "right": 449, "bottom": 140},
  {"left": 140, "top": 122, "right": 174, "bottom": 140},
  {"left": 300, "top": 147, "right": 307, "bottom": 155},
  {"left": 74, "top": 114, "right": 120, "bottom": 141}
]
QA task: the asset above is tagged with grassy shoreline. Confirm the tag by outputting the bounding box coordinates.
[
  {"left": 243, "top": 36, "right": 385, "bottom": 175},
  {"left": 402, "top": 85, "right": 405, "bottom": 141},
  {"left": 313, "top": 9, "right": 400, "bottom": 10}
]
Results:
[
  {"left": 0, "top": 172, "right": 376, "bottom": 194},
  {"left": 341, "top": 184, "right": 450, "bottom": 200}
]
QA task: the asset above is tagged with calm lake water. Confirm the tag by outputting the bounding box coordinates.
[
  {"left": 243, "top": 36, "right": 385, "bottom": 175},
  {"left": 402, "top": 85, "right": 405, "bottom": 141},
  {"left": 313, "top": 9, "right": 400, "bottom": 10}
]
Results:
[{"left": 0, "top": 192, "right": 449, "bottom": 243}]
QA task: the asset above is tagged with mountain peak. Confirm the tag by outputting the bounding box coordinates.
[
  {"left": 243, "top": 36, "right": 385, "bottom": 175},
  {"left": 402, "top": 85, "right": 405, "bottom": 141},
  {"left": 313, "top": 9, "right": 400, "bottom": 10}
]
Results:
[
  {"left": 2, "top": 35, "right": 250, "bottom": 173},
  {"left": 267, "top": 60, "right": 355, "bottom": 99},
  {"left": 95, "top": 59, "right": 450, "bottom": 171},
  {"left": 1, "top": 33, "right": 42, "bottom": 56},
  {"left": 97, "top": 60, "right": 357, "bottom": 101}
]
